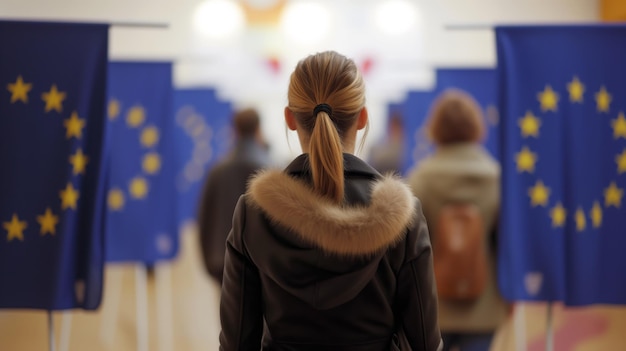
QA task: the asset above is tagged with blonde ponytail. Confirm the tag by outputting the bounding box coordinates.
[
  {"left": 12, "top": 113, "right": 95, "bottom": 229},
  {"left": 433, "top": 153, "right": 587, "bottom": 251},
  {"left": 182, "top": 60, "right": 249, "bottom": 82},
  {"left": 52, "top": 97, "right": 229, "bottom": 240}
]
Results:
[
  {"left": 309, "top": 111, "right": 344, "bottom": 203},
  {"left": 286, "top": 51, "right": 367, "bottom": 203}
]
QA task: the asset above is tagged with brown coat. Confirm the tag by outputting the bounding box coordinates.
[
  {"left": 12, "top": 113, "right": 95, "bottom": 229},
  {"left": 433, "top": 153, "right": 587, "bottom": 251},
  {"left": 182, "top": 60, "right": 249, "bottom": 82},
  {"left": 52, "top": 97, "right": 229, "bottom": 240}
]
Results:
[
  {"left": 219, "top": 154, "right": 443, "bottom": 351},
  {"left": 407, "top": 144, "right": 508, "bottom": 333}
]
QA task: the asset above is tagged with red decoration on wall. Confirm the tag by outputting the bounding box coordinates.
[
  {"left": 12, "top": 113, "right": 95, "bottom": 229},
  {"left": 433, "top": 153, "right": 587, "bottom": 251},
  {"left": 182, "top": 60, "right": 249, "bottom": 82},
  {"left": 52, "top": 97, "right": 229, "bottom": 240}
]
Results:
[
  {"left": 361, "top": 56, "right": 375, "bottom": 76},
  {"left": 266, "top": 56, "right": 281, "bottom": 75}
]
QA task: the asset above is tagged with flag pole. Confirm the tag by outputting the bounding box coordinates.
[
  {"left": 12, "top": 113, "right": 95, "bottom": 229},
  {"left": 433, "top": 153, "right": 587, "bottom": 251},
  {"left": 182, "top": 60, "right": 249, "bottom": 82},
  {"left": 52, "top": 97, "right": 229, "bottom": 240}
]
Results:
[
  {"left": 48, "top": 311, "right": 56, "bottom": 351},
  {"left": 156, "top": 262, "right": 174, "bottom": 351},
  {"left": 59, "top": 311, "right": 72, "bottom": 351},
  {"left": 135, "top": 265, "right": 149, "bottom": 351},
  {"left": 513, "top": 303, "right": 527, "bottom": 351},
  {"left": 110, "top": 22, "right": 169, "bottom": 29},
  {"left": 545, "top": 302, "right": 555, "bottom": 351},
  {"left": 444, "top": 23, "right": 494, "bottom": 31},
  {"left": 0, "top": 18, "right": 169, "bottom": 29}
]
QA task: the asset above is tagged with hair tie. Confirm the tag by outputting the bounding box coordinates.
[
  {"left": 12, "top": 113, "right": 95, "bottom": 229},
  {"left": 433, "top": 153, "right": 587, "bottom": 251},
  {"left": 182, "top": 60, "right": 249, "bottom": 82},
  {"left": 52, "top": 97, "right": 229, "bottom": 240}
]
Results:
[{"left": 313, "top": 103, "right": 332, "bottom": 116}]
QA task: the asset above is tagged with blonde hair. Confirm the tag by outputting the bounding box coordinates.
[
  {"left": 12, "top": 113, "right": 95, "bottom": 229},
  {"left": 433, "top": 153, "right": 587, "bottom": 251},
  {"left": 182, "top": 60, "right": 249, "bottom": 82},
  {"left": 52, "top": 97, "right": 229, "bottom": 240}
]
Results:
[
  {"left": 287, "top": 51, "right": 366, "bottom": 203},
  {"left": 426, "top": 88, "right": 486, "bottom": 146}
]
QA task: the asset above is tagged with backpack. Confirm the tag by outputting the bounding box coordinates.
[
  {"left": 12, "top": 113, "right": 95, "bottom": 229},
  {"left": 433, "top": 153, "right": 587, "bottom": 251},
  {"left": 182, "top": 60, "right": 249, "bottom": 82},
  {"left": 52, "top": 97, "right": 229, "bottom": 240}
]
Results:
[{"left": 433, "top": 203, "right": 488, "bottom": 302}]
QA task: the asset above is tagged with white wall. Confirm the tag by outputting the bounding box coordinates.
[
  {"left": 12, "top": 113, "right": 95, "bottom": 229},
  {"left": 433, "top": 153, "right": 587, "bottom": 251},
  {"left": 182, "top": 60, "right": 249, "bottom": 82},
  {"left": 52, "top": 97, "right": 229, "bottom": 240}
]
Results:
[{"left": 1, "top": 0, "right": 599, "bottom": 163}]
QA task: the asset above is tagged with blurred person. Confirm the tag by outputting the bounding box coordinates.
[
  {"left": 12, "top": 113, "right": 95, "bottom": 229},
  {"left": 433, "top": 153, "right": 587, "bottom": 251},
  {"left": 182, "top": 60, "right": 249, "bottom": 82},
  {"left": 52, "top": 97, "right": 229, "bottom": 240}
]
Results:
[
  {"left": 367, "top": 112, "right": 407, "bottom": 176},
  {"left": 197, "top": 107, "right": 271, "bottom": 284},
  {"left": 219, "top": 51, "right": 442, "bottom": 351},
  {"left": 407, "top": 89, "right": 508, "bottom": 351}
]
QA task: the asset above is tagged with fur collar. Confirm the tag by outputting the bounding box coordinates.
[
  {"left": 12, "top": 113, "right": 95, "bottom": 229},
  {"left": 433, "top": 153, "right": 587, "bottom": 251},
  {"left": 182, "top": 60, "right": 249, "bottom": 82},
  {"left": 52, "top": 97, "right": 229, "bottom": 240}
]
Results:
[{"left": 247, "top": 170, "right": 416, "bottom": 256}]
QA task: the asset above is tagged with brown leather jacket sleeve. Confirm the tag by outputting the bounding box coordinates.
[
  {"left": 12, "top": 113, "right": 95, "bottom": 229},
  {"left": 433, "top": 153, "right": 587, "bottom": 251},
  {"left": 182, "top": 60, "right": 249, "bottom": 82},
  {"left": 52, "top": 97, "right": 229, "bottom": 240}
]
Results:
[
  {"left": 395, "top": 200, "right": 443, "bottom": 351},
  {"left": 219, "top": 196, "right": 263, "bottom": 351}
]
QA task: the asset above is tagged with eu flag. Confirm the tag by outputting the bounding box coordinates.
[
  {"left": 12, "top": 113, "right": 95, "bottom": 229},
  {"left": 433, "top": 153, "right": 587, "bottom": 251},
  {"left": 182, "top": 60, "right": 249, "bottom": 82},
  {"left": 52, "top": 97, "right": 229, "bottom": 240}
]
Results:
[
  {"left": 173, "top": 89, "right": 232, "bottom": 226},
  {"left": 435, "top": 68, "right": 499, "bottom": 159},
  {"left": 402, "top": 90, "right": 436, "bottom": 175},
  {"left": 0, "top": 21, "right": 109, "bottom": 310},
  {"left": 105, "top": 62, "right": 178, "bottom": 263},
  {"left": 497, "top": 25, "right": 626, "bottom": 305}
]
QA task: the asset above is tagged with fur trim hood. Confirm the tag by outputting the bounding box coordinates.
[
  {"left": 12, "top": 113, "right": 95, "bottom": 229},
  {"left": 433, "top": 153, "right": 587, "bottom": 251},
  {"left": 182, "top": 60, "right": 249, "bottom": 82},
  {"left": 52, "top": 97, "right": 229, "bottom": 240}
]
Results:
[
  {"left": 237, "top": 154, "right": 421, "bottom": 309},
  {"left": 247, "top": 169, "right": 416, "bottom": 256}
]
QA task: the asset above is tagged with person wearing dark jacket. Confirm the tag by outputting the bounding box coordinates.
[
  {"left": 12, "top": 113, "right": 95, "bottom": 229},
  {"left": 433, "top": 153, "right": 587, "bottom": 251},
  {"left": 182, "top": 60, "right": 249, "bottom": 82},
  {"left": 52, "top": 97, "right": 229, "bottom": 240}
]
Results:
[
  {"left": 197, "top": 107, "right": 270, "bottom": 284},
  {"left": 219, "top": 51, "right": 442, "bottom": 351}
]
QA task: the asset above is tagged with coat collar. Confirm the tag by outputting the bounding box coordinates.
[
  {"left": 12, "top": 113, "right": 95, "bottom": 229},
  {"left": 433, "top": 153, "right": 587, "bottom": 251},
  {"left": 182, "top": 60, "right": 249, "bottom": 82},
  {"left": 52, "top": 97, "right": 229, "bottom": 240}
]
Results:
[
  {"left": 247, "top": 154, "right": 416, "bottom": 256},
  {"left": 284, "top": 153, "right": 381, "bottom": 180}
]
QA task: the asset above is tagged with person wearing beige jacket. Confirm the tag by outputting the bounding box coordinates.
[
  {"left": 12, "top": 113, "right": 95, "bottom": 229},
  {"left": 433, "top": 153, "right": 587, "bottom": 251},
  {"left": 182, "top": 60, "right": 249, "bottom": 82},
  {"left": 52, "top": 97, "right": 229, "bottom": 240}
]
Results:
[{"left": 408, "top": 89, "right": 509, "bottom": 351}]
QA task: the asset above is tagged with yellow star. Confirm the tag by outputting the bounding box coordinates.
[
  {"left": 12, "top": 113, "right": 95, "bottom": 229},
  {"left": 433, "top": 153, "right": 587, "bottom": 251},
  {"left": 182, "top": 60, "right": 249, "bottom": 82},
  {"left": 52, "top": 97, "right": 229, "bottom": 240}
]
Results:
[
  {"left": 3, "top": 214, "right": 27, "bottom": 242},
  {"left": 60, "top": 183, "right": 80, "bottom": 210},
  {"left": 41, "top": 84, "right": 66, "bottom": 113},
  {"left": 528, "top": 180, "right": 550, "bottom": 207},
  {"left": 611, "top": 112, "right": 626, "bottom": 139},
  {"left": 129, "top": 177, "right": 149, "bottom": 199},
  {"left": 36, "top": 208, "right": 59, "bottom": 236},
  {"left": 515, "top": 146, "right": 538, "bottom": 173},
  {"left": 604, "top": 182, "right": 623, "bottom": 208},
  {"left": 595, "top": 86, "right": 612, "bottom": 113},
  {"left": 7, "top": 75, "right": 32, "bottom": 103},
  {"left": 63, "top": 111, "right": 86, "bottom": 139},
  {"left": 590, "top": 201, "right": 602, "bottom": 229},
  {"left": 518, "top": 111, "right": 542, "bottom": 138},
  {"left": 142, "top": 153, "right": 161, "bottom": 175},
  {"left": 567, "top": 76, "right": 585, "bottom": 103},
  {"left": 141, "top": 126, "right": 160, "bottom": 148},
  {"left": 107, "top": 188, "right": 125, "bottom": 211},
  {"left": 127, "top": 106, "right": 146, "bottom": 128},
  {"left": 69, "top": 148, "right": 89, "bottom": 175},
  {"left": 549, "top": 202, "right": 567, "bottom": 228},
  {"left": 575, "top": 207, "right": 586, "bottom": 232},
  {"left": 616, "top": 150, "right": 626, "bottom": 174},
  {"left": 537, "top": 85, "right": 559, "bottom": 112},
  {"left": 108, "top": 98, "right": 121, "bottom": 120}
]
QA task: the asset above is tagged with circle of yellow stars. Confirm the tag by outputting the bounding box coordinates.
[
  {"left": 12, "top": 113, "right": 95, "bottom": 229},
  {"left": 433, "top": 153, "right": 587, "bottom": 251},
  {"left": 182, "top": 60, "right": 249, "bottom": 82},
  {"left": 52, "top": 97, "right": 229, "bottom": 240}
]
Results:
[
  {"left": 3, "top": 75, "right": 88, "bottom": 242},
  {"left": 517, "top": 76, "right": 624, "bottom": 232},
  {"left": 106, "top": 99, "right": 162, "bottom": 211}
]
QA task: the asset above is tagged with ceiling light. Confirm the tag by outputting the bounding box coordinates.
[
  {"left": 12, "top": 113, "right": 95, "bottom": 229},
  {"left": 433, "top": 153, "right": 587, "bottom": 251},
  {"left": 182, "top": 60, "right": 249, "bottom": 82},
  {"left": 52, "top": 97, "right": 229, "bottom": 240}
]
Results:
[
  {"left": 374, "top": 0, "right": 419, "bottom": 36},
  {"left": 280, "top": 2, "right": 331, "bottom": 45},
  {"left": 193, "top": 0, "right": 245, "bottom": 39}
]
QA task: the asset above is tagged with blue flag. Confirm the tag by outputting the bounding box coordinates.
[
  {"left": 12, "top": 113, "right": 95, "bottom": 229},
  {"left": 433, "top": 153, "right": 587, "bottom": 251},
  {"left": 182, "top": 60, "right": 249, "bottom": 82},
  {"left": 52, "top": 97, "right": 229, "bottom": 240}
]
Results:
[
  {"left": 0, "top": 21, "right": 108, "bottom": 310},
  {"left": 173, "top": 89, "right": 232, "bottom": 226},
  {"left": 387, "top": 102, "right": 404, "bottom": 119},
  {"left": 105, "top": 62, "right": 178, "bottom": 263},
  {"left": 497, "top": 25, "right": 626, "bottom": 305},
  {"left": 402, "top": 91, "right": 436, "bottom": 175},
  {"left": 435, "top": 68, "right": 500, "bottom": 159}
]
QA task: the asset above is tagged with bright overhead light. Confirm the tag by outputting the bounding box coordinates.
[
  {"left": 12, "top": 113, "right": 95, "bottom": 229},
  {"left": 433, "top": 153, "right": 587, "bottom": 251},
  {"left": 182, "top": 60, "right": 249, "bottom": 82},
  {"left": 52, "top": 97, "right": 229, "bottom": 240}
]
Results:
[
  {"left": 374, "top": 0, "right": 419, "bottom": 36},
  {"left": 280, "top": 2, "right": 331, "bottom": 45},
  {"left": 193, "top": 0, "right": 245, "bottom": 39}
]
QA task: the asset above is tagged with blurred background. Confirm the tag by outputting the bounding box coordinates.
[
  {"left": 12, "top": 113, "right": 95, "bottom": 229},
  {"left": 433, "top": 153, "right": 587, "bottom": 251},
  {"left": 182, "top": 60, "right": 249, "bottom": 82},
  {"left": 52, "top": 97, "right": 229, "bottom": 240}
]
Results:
[{"left": 1, "top": 0, "right": 626, "bottom": 350}]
